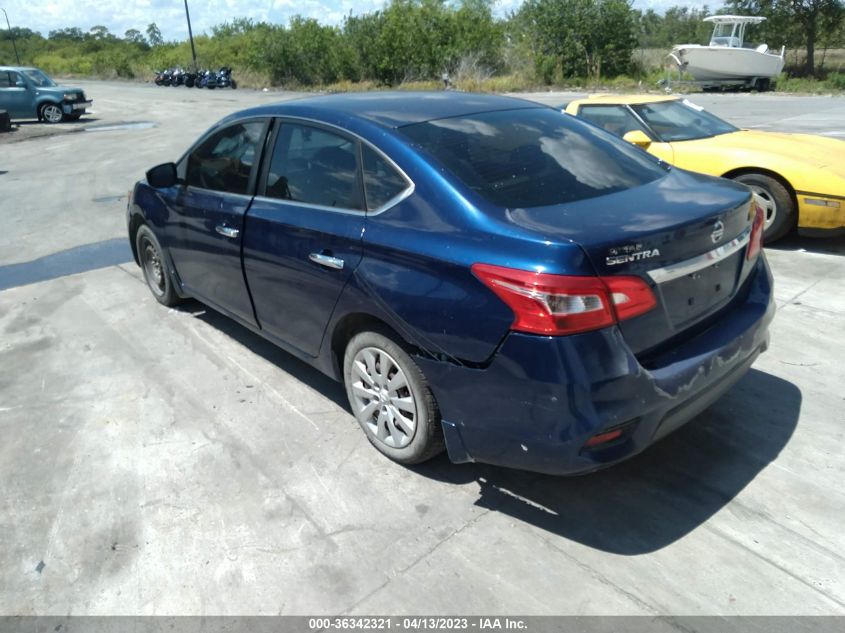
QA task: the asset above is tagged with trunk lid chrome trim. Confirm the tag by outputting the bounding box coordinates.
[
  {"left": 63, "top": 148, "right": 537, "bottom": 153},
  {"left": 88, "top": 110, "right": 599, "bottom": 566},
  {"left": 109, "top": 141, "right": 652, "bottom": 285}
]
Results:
[{"left": 647, "top": 226, "right": 751, "bottom": 284}]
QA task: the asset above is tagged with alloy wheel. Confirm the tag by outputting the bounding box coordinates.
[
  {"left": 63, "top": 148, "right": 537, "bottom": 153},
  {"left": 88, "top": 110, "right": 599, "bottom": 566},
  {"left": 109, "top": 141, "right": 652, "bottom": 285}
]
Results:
[
  {"left": 349, "top": 347, "right": 417, "bottom": 449},
  {"left": 749, "top": 185, "right": 777, "bottom": 231},
  {"left": 41, "top": 104, "right": 63, "bottom": 123}
]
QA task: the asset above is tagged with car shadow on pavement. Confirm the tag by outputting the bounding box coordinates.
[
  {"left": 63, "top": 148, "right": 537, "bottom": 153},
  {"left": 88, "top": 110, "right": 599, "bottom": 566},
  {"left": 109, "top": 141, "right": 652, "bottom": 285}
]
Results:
[
  {"left": 412, "top": 368, "right": 802, "bottom": 555},
  {"left": 179, "top": 303, "right": 800, "bottom": 555},
  {"left": 767, "top": 233, "right": 845, "bottom": 256},
  {"left": 181, "top": 301, "right": 349, "bottom": 410}
]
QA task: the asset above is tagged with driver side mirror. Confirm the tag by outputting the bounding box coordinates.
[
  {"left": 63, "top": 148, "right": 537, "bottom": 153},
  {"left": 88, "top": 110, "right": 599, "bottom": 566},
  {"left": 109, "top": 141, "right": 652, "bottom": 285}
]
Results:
[
  {"left": 146, "top": 162, "right": 178, "bottom": 188},
  {"left": 15, "top": 80, "right": 25, "bottom": 88},
  {"left": 622, "top": 130, "right": 652, "bottom": 149}
]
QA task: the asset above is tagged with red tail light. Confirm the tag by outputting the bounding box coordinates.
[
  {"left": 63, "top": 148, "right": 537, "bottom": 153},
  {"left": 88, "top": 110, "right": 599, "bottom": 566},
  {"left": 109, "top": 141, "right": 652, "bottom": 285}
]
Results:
[
  {"left": 471, "top": 263, "right": 657, "bottom": 336},
  {"left": 747, "top": 200, "right": 765, "bottom": 261}
]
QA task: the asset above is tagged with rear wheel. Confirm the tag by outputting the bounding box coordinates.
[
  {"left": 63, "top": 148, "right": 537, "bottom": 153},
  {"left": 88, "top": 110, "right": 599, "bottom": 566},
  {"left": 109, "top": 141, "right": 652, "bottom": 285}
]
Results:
[
  {"left": 39, "top": 102, "right": 63, "bottom": 124},
  {"left": 135, "top": 225, "right": 181, "bottom": 306},
  {"left": 732, "top": 172, "right": 795, "bottom": 242},
  {"left": 754, "top": 77, "right": 771, "bottom": 92},
  {"left": 343, "top": 330, "right": 444, "bottom": 465}
]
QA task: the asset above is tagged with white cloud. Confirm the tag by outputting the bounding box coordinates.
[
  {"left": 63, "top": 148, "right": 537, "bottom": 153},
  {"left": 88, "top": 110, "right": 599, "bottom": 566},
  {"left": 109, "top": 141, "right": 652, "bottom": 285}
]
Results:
[{"left": 2, "top": 0, "right": 724, "bottom": 41}]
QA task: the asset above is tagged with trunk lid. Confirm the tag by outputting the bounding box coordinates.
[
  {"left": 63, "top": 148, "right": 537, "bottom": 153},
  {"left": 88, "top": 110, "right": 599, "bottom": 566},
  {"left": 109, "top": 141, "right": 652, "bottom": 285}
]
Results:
[{"left": 504, "top": 169, "right": 757, "bottom": 356}]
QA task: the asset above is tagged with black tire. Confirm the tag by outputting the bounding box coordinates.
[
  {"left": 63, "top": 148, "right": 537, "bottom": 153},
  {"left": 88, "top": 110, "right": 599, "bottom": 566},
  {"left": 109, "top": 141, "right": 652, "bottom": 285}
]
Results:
[
  {"left": 343, "top": 330, "right": 445, "bottom": 465},
  {"left": 66, "top": 113, "right": 82, "bottom": 121},
  {"left": 39, "top": 102, "right": 64, "bottom": 124},
  {"left": 230, "top": 80, "right": 237, "bottom": 89},
  {"left": 733, "top": 172, "right": 796, "bottom": 242},
  {"left": 135, "top": 225, "right": 181, "bottom": 307}
]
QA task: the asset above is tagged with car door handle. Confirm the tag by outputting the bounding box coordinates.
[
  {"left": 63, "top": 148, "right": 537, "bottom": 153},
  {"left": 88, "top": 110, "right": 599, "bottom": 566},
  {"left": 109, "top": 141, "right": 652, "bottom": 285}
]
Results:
[
  {"left": 309, "top": 252, "right": 344, "bottom": 270},
  {"left": 215, "top": 224, "right": 240, "bottom": 239}
]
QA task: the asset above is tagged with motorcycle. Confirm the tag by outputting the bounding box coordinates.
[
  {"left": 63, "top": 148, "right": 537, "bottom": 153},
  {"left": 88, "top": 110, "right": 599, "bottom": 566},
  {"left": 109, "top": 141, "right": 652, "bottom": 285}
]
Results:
[
  {"left": 192, "top": 69, "right": 203, "bottom": 88},
  {"left": 208, "top": 67, "right": 237, "bottom": 90},
  {"left": 154, "top": 69, "right": 172, "bottom": 86},
  {"left": 184, "top": 70, "right": 198, "bottom": 88},
  {"left": 170, "top": 67, "right": 186, "bottom": 87}
]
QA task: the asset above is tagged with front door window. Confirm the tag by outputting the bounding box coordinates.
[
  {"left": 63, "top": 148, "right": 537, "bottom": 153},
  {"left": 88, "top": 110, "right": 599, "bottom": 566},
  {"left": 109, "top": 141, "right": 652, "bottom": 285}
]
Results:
[{"left": 186, "top": 122, "right": 265, "bottom": 195}]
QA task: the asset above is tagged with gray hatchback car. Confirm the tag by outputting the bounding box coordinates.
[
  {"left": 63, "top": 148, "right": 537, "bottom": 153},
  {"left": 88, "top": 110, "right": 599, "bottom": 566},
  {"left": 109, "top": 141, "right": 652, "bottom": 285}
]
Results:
[{"left": 0, "top": 66, "right": 92, "bottom": 123}]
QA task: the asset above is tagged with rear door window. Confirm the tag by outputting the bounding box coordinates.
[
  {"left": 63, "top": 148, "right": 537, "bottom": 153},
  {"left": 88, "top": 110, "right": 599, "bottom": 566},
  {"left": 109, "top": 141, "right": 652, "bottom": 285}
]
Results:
[
  {"left": 186, "top": 121, "right": 266, "bottom": 195},
  {"left": 0, "top": 72, "right": 20, "bottom": 88},
  {"left": 264, "top": 122, "right": 363, "bottom": 210},
  {"left": 361, "top": 145, "right": 409, "bottom": 211}
]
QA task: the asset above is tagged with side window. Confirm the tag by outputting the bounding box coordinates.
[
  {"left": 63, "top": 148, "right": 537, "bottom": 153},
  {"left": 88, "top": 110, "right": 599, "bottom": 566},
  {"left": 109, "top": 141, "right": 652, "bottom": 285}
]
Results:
[
  {"left": 0, "top": 72, "right": 11, "bottom": 88},
  {"left": 362, "top": 145, "right": 409, "bottom": 211},
  {"left": 579, "top": 106, "right": 648, "bottom": 139},
  {"left": 265, "top": 122, "right": 362, "bottom": 210},
  {"left": 186, "top": 121, "right": 265, "bottom": 194}
]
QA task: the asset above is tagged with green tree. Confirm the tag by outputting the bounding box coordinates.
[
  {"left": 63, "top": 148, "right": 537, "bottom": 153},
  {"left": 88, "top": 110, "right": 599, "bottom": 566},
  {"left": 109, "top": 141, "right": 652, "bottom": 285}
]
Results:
[
  {"left": 268, "top": 17, "right": 343, "bottom": 84},
  {"left": 146, "top": 22, "right": 163, "bottom": 47},
  {"left": 124, "top": 29, "right": 147, "bottom": 46},
  {"left": 341, "top": 0, "right": 503, "bottom": 85},
  {"left": 0, "top": 26, "right": 40, "bottom": 41},
  {"left": 517, "top": 0, "right": 637, "bottom": 81},
  {"left": 88, "top": 25, "right": 113, "bottom": 41},
  {"left": 636, "top": 6, "right": 713, "bottom": 48},
  {"left": 48, "top": 27, "right": 85, "bottom": 41}
]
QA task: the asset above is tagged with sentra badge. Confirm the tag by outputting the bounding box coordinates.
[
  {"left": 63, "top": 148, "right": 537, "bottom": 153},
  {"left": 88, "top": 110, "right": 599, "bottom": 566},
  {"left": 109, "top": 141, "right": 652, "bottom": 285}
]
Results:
[{"left": 606, "top": 243, "right": 661, "bottom": 266}]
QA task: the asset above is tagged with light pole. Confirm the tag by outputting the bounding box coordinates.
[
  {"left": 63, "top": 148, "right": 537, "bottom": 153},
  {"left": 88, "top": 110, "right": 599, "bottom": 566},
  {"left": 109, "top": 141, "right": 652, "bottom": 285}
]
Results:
[
  {"left": 183, "top": 0, "right": 197, "bottom": 67},
  {"left": 1, "top": 8, "right": 21, "bottom": 65}
]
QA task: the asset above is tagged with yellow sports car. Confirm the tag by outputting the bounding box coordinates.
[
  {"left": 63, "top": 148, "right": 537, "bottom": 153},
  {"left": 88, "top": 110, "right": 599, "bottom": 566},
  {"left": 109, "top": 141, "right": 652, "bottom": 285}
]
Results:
[{"left": 564, "top": 95, "right": 845, "bottom": 241}]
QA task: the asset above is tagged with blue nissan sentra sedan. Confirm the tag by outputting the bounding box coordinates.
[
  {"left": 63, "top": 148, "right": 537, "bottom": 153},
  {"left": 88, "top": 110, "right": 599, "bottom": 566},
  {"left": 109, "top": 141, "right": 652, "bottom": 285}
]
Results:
[{"left": 127, "top": 92, "right": 774, "bottom": 475}]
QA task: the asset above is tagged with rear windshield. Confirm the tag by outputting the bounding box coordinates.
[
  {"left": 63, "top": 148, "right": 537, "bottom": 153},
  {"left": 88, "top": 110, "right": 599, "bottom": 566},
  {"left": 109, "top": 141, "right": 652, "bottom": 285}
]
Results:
[{"left": 400, "top": 108, "right": 668, "bottom": 208}]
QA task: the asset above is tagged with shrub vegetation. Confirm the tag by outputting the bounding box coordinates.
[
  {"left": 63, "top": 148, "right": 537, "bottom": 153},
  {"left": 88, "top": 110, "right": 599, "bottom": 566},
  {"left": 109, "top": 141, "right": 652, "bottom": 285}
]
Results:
[{"left": 0, "top": 0, "right": 842, "bottom": 91}]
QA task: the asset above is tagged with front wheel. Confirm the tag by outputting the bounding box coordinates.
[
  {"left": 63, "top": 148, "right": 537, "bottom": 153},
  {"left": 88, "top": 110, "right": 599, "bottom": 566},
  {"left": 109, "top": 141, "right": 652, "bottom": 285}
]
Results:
[
  {"left": 230, "top": 80, "right": 237, "bottom": 89},
  {"left": 135, "top": 225, "right": 181, "bottom": 307},
  {"left": 733, "top": 173, "right": 795, "bottom": 242},
  {"left": 343, "top": 331, "right": 444, "bottom": 465},
  {"left": 39, "top": 102, "right": 64, "bottom": 124}
]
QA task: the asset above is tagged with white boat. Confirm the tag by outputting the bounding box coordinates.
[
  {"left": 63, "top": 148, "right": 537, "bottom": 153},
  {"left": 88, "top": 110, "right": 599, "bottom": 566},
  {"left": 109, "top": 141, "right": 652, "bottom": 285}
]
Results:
[{"left": 670, "top": 16, "right": 785, "bottom": 89}]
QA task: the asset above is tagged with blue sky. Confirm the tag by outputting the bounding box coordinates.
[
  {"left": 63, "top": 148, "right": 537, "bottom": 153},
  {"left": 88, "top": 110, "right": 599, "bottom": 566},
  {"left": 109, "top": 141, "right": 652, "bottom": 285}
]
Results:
[{"left": 3, "top": 0, "right": 719, "bottom": 40}]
